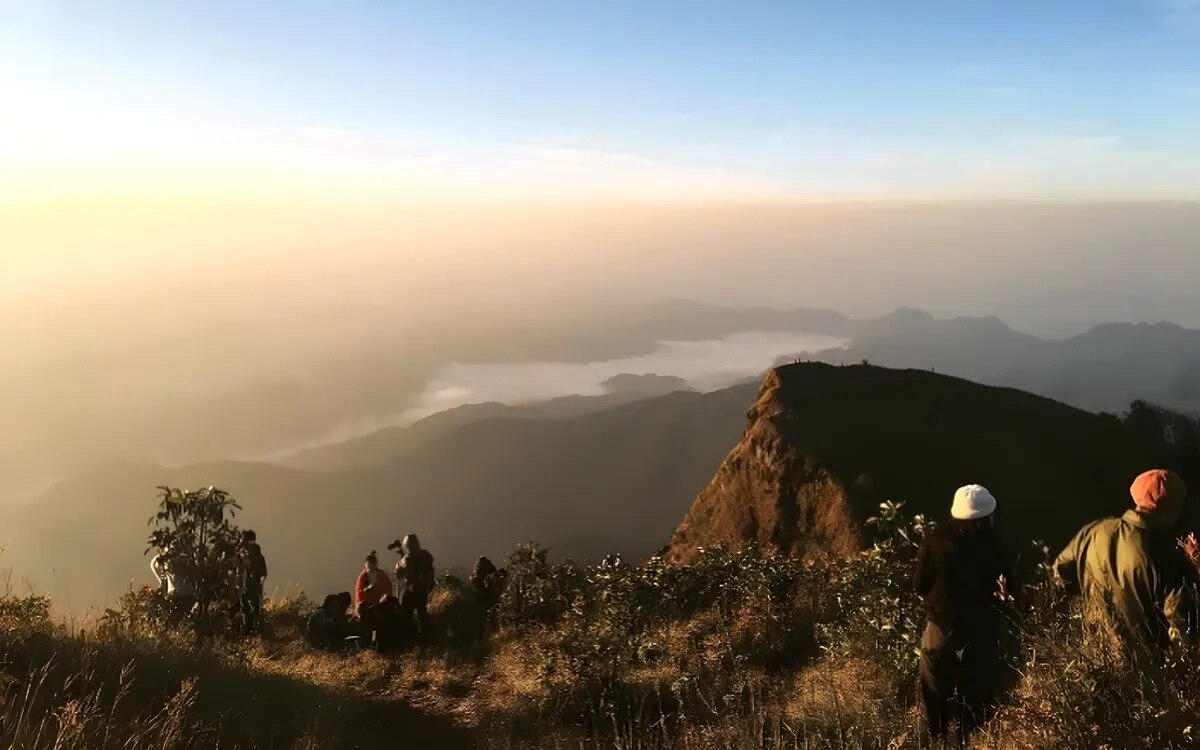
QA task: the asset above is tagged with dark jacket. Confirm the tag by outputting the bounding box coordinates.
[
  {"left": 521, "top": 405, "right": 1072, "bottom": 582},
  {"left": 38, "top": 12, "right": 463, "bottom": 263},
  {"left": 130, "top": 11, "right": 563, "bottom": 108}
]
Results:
[
  {"left": 239, "top": 542, "right": 268, "bottom": 591},
  {"left": 396, "top": 547, "right": 436, "bottom": 605},
  {"left": 1054, "top": 510, "right": 1198, "bottom": 652},
  {"left": 916, "top": 521, "right": 1010, "bottom": 631}
]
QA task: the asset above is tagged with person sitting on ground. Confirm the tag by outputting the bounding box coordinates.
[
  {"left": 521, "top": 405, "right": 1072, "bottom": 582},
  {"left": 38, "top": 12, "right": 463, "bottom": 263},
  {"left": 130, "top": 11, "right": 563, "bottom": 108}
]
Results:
[
  {"left": 915, "top": 484, "right": 1012, "bottom": 746},
  {"left": 1054, "top": 469, "right": 1198, "bottom": 661},
  {"left": 306, "top": 592, "right": 353, "bottom": 651},
  {"left": 390, "top": 534, "right": 436, "bottom": 645}
]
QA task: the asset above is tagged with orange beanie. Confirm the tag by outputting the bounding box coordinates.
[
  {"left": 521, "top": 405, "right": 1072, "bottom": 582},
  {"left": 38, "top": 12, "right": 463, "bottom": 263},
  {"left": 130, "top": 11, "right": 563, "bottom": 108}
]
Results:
[{"left": 1130, "top": 469, "right": 1187, "bottom": 522}]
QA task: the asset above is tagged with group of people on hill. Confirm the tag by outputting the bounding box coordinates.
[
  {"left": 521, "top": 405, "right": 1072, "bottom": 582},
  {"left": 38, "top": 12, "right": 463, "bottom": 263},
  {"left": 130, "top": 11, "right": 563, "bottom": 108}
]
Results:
[
  {"left": 304, "top": 534, "right": 507, "bottom": 652},
  {"left": 917, "top": 469, "right": 1197, "bottom": 745},
  {"left": 150, "top": 529, "right": 269, "bottom": 635},
  {"left": 146, "top": 466, "right": 1196, "bottom": 745}
]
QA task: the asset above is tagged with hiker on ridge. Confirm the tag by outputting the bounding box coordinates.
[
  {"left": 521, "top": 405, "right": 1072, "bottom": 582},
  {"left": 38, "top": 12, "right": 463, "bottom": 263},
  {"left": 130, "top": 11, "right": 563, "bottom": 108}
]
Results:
[
  {"left": 1053, "top": 469, "right": 1198, "bottom": 660},
  {"left": 237, "top": 529, "right": 269, "bottom": 636},
  {"left": 915, "top": 484, "right": 1011, "bottom": 744},
  {"left": 355, "top": 550, "right": 393, "bottom": 612},
  {"left": 355, "top": 550, "right": 394, "bottom": 648},
  {"left": 391, "top": 534, "right": 436, "bottom": 644}
]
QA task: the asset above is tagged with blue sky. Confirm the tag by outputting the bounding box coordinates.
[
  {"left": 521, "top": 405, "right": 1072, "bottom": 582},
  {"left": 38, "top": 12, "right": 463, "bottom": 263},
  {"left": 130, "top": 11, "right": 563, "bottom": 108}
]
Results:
[{"left": 2, "top": 1, "right": 1198, "bottom": 200}]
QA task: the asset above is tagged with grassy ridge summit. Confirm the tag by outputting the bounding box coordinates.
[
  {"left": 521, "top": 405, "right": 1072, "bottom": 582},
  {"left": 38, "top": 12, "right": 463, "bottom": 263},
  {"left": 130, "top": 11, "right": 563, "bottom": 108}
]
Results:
[{"left": 669, "top": 363, "right": 1164, "bottom": 563}]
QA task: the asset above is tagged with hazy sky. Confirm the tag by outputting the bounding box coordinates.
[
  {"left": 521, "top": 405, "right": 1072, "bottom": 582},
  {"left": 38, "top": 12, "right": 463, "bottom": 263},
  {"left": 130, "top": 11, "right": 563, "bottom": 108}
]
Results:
[
  {"left": 3, "top": 1, "right": 1199, "bottom": 203},
  {"left": 1, "top": 3, "right": 1197, "bottom": 351}
]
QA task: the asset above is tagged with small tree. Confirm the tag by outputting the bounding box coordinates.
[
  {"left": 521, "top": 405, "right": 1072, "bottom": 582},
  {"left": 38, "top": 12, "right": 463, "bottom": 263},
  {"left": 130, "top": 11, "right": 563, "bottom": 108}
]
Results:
[{"left": 147, "top": 486, "right": 242, "bottom": 625}]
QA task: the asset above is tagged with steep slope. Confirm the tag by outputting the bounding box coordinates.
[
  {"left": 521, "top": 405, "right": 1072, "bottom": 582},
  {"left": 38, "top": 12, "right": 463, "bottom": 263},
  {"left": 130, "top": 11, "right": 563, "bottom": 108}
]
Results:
[
  {"left": 668, "top": 363, "right": 1160, "bottom": 562},
  {"left": 5, "top": 385, "right": 753, "bottom": 609}
]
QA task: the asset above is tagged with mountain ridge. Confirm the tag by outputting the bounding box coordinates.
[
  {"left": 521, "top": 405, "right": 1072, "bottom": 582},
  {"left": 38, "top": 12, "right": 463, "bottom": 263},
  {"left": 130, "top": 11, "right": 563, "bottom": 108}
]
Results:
[{"left": 668, "top": 362, "right": 1165, "bottom": 563}]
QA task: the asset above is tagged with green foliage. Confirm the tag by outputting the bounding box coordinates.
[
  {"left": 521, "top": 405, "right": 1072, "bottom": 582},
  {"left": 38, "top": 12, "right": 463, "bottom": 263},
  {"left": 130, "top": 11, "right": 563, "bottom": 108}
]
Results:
[
  {"left": 814, "top": 501, "right": 929, "bottom": 674},
  {"left": 496, "top": 543, "right": 585, "bottom": 628},
  {"left": 147, "top": 486, "right": 243, "bottom": 624},
  {"left": 97, "top": 587, "right": 188, "bottom": 643},
  {"left": 0, "top": 593, "right": 51, "bottom": 637}
]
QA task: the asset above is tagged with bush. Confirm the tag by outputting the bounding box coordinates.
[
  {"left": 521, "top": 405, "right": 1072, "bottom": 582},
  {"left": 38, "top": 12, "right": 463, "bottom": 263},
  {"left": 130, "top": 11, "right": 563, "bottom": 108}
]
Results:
[{"left": 0, "top": 593, "right": 51, "bottom": 637}]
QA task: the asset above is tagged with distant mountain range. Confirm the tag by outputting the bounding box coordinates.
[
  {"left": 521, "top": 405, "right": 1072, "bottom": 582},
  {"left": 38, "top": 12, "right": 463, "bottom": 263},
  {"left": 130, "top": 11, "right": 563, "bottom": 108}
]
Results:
[
  {"left": 555, "top": 298, "right": 1200, "bottom": 415},
  {"left": 797, "top": 306, "right": 1200, "bottom": 415},
  {"left": 4, "top": 299, "right": 1195, "bottom": 510},
  {"left": 6, "top": 382, "right": 752, "bottom": 608},
  {"left": 5, "top": 304, "right": 1197, "bottom": 609}
]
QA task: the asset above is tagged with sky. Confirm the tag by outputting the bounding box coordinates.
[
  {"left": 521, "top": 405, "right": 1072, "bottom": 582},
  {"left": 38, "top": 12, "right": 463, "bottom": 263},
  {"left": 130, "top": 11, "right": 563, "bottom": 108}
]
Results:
[{"left": 2, "top": 0, "right": 1199, "bottom": 204}]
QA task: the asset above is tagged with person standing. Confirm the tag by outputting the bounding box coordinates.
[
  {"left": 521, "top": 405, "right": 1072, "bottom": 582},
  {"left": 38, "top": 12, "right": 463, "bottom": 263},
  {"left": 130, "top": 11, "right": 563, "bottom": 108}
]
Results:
[
  {"left": 355, "top": 550, "right": 394, "bottom": 610},
  {"left": 355, "top": 551, "right": 394, "bottom": 648},
  {"left": 1053, "top": 469, "right": 1198, "bottom": 660},
  {"left": 915, "top": 484, "right": 1011, "bottom": 744},
  {"left": 393, "top": 534, "right": 436, "bottom": 644},
  {"left": 237, "top": 530, "right": 269, "bottom": 636}
]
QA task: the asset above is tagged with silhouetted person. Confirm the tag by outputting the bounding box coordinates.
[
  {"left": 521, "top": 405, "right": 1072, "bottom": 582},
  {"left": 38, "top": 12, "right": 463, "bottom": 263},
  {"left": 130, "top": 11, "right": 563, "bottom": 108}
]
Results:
[
  {"left": 1054, "top": 469, "right": 1198, "bottom": 661},
  {"left": 237, "top": 530, "right": 268, "bottom": 636},
  {"left": 916, "top": 485, "right": 1010, "bottom": 745},
  {"left": 468, "top": 552, "right": 496, "bottom": 592},
  {"left": 306, "top": 592, "right": 353, "bottom": 651},
  {"left": 391, "top": 534, "right": 435, "bottom": 645}
]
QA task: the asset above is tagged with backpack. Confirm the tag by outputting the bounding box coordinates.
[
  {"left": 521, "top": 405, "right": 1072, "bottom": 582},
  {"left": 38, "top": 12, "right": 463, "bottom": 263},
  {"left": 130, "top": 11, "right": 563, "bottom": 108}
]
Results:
[{"left": 399, "top": 550, "right": 435, "bottom": 591}]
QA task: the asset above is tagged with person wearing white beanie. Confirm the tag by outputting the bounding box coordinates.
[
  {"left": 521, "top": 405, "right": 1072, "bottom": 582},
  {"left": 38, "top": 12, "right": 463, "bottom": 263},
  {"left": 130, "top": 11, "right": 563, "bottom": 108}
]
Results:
[{"left": 915, "top": 484, "right": 1010, "bottom": 744}]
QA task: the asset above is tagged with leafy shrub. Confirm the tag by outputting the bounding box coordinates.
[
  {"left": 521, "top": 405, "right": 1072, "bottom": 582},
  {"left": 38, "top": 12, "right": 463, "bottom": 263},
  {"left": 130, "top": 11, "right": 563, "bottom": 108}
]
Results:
[
  {"left": 495, "top": 543, "right": 585, "bottom": 628},
  {"left": 97, "top": 586, "right": 183, "bottom": 642},
  {"left": 0, "top": 593, "right": 51, "bottom": 636},
  {"left": 813, "top": 501, "right": 929, "bottom": 676},
  {"left": 147, "top": 486, "right": 244, "bottom": 623}
]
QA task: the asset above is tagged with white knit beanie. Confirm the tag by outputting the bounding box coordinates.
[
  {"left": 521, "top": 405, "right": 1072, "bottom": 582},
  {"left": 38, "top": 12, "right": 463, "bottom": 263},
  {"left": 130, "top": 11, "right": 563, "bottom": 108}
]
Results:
[{"left": 951, "top": 484, "right": 997, "bottom": 520}]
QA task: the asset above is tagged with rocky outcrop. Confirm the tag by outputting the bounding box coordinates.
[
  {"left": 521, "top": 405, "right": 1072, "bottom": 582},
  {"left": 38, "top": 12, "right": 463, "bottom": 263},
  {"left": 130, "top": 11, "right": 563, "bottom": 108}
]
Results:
[{"left": 668, "top": 363, "right": 1158, "bottom": 562}]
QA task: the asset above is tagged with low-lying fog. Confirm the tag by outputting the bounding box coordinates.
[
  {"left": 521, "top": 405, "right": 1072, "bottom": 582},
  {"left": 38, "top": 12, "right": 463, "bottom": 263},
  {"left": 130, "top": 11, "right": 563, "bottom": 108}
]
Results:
[
  {"left": 4, "top": 200, "right": 1198, "bottom": 503},
  {"left": 281, "top": 331, "right": 846, "bottom": 453},
  {"left": 411, "top": 331, "right": 845, "bottom": 417}
]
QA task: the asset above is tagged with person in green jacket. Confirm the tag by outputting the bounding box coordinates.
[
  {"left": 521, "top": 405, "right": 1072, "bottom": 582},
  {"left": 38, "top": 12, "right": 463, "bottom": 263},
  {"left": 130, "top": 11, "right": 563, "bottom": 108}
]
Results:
[{"left": 1053, "top": 469, "right": 1198, "bottom": 660}]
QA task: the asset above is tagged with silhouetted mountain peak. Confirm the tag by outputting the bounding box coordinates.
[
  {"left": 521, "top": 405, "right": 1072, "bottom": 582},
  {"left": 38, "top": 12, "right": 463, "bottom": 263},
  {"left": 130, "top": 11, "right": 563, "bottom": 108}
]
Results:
[{"left": 667, "top": 363, "right": 1156, "bottom": 563}]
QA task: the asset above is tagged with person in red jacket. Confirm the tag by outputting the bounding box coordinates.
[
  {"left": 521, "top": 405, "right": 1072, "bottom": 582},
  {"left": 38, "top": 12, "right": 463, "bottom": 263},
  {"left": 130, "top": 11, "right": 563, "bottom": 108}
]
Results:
[
  {"left": 354, "top": 551, "right": 393, "bottom": 611},
  {"left": 355, "top": 551, "right": 394, "bottom": 648}
]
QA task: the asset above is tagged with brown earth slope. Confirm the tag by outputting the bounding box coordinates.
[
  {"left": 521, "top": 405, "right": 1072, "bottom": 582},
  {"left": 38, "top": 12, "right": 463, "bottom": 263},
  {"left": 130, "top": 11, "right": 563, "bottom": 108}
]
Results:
[{"left": 668, "top": 363, "right": 1160, "bottom": 562}]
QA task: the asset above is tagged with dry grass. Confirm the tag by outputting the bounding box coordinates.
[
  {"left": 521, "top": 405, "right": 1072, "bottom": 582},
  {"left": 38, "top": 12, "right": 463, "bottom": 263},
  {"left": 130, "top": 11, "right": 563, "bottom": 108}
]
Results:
[
  {"left": 0, "top": 598, "right": 474, "bottom": 750},
  {"left": 6, "top": 520, "right": 1199, "bottom": 750}
]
